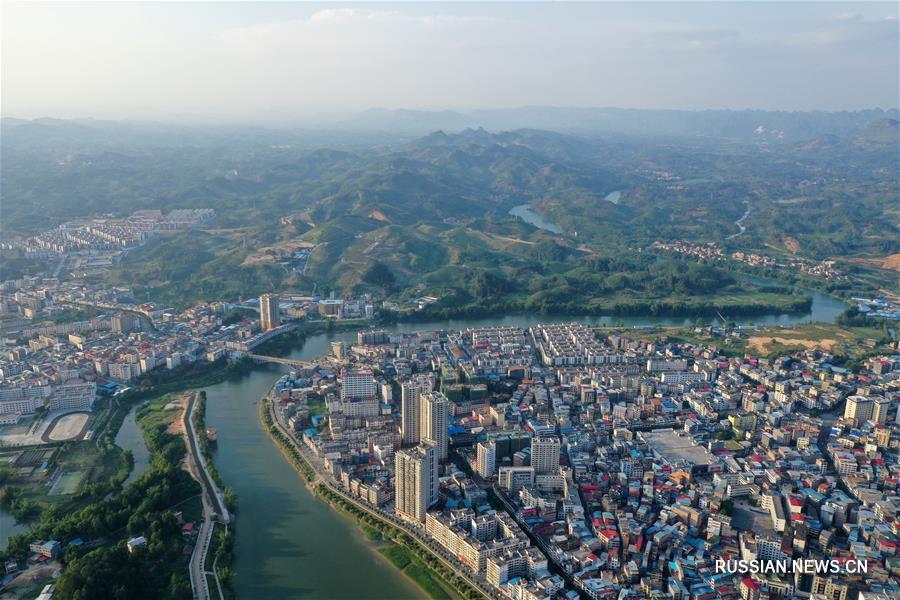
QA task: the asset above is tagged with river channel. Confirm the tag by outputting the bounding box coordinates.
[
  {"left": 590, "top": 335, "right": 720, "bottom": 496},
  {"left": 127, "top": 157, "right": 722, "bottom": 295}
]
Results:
[{"left": 115, "top": 404, "right": 151, "bottom": 486}]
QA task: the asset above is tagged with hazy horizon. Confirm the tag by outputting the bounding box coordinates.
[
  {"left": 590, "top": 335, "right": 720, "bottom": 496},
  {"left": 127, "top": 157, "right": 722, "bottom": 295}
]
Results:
[{"left": 2, "top": 2, "right": 899, "bottom": 121}]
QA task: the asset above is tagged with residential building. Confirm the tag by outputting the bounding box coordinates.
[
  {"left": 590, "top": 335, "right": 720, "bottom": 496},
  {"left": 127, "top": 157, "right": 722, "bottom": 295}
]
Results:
[
  {"left": 530, "top": 436, "right": 560, "bottom": 475},
  {"left": 420, "top": 391, "right": 449, "bottom": 462},
  {"left": 477, "top": 440, "right": 497, "bottom": 478},
  {"left": 395, "top": 442, "right": 438, "bottom": 522},
  {"left": 259, "top": 293, "right": 280, "bottom": 331}
]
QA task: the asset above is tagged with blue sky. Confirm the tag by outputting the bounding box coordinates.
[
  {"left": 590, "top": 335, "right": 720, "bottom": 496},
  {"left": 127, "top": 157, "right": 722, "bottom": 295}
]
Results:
[{"left": 2, "top": 2, "right": 897, "bottom": 119}]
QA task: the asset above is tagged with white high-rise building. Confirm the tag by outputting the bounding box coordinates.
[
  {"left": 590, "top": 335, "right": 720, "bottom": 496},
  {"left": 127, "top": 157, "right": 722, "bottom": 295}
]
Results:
[
  {"left": 872, "top": 397, "right": 892, "bottom": 425},
  {"left": 341, "top": 368, "right": 376, "bottom": 399},
  {"left": 844, "top": 395, "right": 873, "bottom": 423},
  {"left": 530, "top": 436, "right": 560, "bottom": 474},
  {"left": 420, "top": 391, "right": 449, "bottom": 462},
  {"left": 395, "top": 442, "right": 438, "bottom": 522},
  {"left": 401, "top": 374, "right": 433, "bottom": 446},
  {"left": 259, "top": 294, "right": 280, "bottom": 331},
  {"left": 476, "top": 440, "right": 496, "bottom": 478},
  {"left": 338, "top": 368, "right": 379, "bottom": 417}
]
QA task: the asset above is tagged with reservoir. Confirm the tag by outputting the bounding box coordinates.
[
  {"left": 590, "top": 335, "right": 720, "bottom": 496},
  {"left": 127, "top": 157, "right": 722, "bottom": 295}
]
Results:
[
  {"left": 509, "top": 203, "right": 562, "bottom": 234},
  {"left": 604, "top": 190, "right": 623, "bottom": 204}
]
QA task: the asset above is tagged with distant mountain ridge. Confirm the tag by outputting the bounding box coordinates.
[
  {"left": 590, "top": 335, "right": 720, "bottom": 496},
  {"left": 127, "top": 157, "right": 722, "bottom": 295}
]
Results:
[
  {"left": 328, "top": 106, "right": 900, "bottom": 141},
  {"left": 855, "top": 118, "right": 900, "bottom": 146},
  {"left": 4, "top": 106, "right": 899, "bottom": 143}
]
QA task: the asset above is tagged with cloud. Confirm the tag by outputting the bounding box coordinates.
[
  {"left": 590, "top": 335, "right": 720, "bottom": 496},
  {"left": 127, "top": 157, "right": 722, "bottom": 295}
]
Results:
[
  {"left": 1, "top": 2, "right": 896, "bottom": 117},
  {"left": 642, "top": 26, "right": 742, "bottom": 50},
  {"left": 787, "top": 14, "right": 898, "bottom": 46}
]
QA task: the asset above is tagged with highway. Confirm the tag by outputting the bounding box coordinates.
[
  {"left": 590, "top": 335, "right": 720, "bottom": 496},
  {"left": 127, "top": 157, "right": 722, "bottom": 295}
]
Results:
[{"left": 266, "top": 396, "right": 503, "bottom": 600}]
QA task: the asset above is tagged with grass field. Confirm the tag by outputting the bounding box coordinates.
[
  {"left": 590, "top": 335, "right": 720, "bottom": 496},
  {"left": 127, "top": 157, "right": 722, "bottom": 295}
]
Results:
[
  {"left": 1, "top": 439, "right": 132, "bottom": 520},
  {"left": 179, "top": 494, "right": 204, "bottom": 524},
  {"left": 360, "top": 523, "right": 382, "bottom": 542},
  {"left": 136, "top": 394, "right": 185, "bottom": 434},
  {"left": 49, "top": 471, "right": 83, "bottom": 495},
  {"left": 378, "top": 545, "right": 453, "bottom": 600}
]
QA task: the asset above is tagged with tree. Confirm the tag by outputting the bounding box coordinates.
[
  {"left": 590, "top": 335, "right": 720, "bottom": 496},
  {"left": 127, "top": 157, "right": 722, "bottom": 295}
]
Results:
[
  {"left": 470, "top": 271, "right": 510, "bottom": 300},
  {"left": 362, "top": 261, "right": 396, "bottom": 289}
]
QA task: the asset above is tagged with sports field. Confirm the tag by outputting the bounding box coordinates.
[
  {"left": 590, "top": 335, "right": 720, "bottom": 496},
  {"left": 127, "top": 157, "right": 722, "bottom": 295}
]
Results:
[{"left": 45, "top": 412, "right": 91, "bottom": 442}]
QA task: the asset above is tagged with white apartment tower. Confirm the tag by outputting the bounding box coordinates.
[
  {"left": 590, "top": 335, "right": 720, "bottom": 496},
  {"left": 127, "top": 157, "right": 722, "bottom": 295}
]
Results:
[
  {"left": 340, "top": 368, "right": 376, "bottom": 399},
  {"left": 259, "top": 293, "right": 281, "bottom": 331},
  {"left": 872, "top": 397, "right": 892, "bottom": 425},
  {"left": 395, "top": 442, "right": 438, "bottom": 522},
  {"left": 401, "top": 374, "right": 433, "bottom": 446},
  {"left": 476, "top": 440, "right": 497, "bottom": 478},
  {"left": 420, "top": 391, "right": 449, "bottom": 462},
  {"left": 844, "top": 395, "right": 874, "bottom": 423},
  {"left": 530, "top": 436, "right": 561, "bottom": 474}
]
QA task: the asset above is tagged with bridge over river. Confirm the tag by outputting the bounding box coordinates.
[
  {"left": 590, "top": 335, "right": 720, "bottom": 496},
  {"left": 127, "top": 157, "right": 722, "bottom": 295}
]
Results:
[{"left": 246, "top": 353, "right": 319, "bottom": 369}]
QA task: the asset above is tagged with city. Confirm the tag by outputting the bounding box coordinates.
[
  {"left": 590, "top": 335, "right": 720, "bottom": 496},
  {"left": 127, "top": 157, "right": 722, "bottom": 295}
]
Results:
[
  {"left": 3, "top": 279, "right": 899, "bottom": 599},
  {"left": 1, "top": 2, "right": 898, "bottom": 600}
]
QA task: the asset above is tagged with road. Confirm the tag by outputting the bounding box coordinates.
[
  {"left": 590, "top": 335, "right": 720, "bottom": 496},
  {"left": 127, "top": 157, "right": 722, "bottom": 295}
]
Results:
[
  {"left": 184, "top": 392, "right": 228, "bottom": 600},
  {"left": 51, "top": 254, "right": 67, "bottom": 279},
  {"left": 266, "top": 396, "right": 502, "bottom": 600},
  {"left": 246, "top": 353, "right": 318, "bottom": 369}
]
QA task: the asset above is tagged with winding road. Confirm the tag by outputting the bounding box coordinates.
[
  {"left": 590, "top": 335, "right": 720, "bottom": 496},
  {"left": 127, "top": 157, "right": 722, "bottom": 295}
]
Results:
[{"left": 184, "top": 392, "right": 228, "bottom": 600}]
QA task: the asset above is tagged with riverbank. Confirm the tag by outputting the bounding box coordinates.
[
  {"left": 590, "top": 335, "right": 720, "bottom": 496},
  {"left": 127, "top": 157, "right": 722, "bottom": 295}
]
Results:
[
  {"left": 204, "top": 369, "right": 423, "bottom": 599},
  {"left": 395, "top": 292, "right": 814, "bottom": 322},
  {"left": 259, "top": 396, "right": 487, "bottom": 600},
  {"left": 315, "top": 486, "right": 474, "bottom": 600},
  {"left": 1, "top": 390, "right": 203, "bottom": 598}
]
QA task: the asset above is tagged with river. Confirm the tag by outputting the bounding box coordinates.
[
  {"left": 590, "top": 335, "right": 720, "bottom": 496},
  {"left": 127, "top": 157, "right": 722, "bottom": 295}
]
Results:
[
  {"left": 0, "top": 509, "right": 27, "bottom": 549},
  {"left": 201, "top": 365, "right": 425, "bottom": 599},
  {"left": 728, "top": 201, "right": 752, "bottom": 240},
  {"left": 115, "top": 404, "right": 151, "bottom": 486}
]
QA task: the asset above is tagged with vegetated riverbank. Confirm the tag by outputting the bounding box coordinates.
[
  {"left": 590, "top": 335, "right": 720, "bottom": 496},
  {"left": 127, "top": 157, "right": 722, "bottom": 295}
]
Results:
[
  {"left": 391, "top": 293, "right": 814, "bottom": 322},
  {"left": 315, "top": 486, "right": 478, "bottom": 600},
  {"left": 131, "top": 357, "right": 255, "bottom": 393},
  {"left": 258, "top": 398, "right": 484, "bottom": 600},
  {"left": 190, "top": 392, "right": 237, "bottom": 597},
  {"left": 1, "top": 375, "right": 239, "bottom": 599},
  {"left": 1, "top": 391, "right": 204, "bottom": 599},
  {"left": 136, "top": 391, "right": 237, "bottom": 598}
]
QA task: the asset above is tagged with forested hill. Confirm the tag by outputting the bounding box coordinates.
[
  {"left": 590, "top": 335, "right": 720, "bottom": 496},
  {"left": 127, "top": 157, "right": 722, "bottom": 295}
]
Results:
[{"left": 1, "top": 113, "right": 897, "bottom": 309}]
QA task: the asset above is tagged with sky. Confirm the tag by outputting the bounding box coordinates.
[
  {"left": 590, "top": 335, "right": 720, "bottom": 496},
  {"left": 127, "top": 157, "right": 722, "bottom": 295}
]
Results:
[{"left": 2, "top": 2, "right": 898, "bottom": 120}]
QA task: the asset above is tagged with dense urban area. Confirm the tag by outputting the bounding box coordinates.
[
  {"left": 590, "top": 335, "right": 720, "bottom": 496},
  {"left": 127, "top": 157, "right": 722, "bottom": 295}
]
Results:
[{"left": 1, "top": 260, "right": 899, "bottom": 600}]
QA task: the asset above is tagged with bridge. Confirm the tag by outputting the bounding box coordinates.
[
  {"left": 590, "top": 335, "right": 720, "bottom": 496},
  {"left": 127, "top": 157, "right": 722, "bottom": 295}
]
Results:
[{"left": 246, "top": 353, "right": 319, "bottom": 370}]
